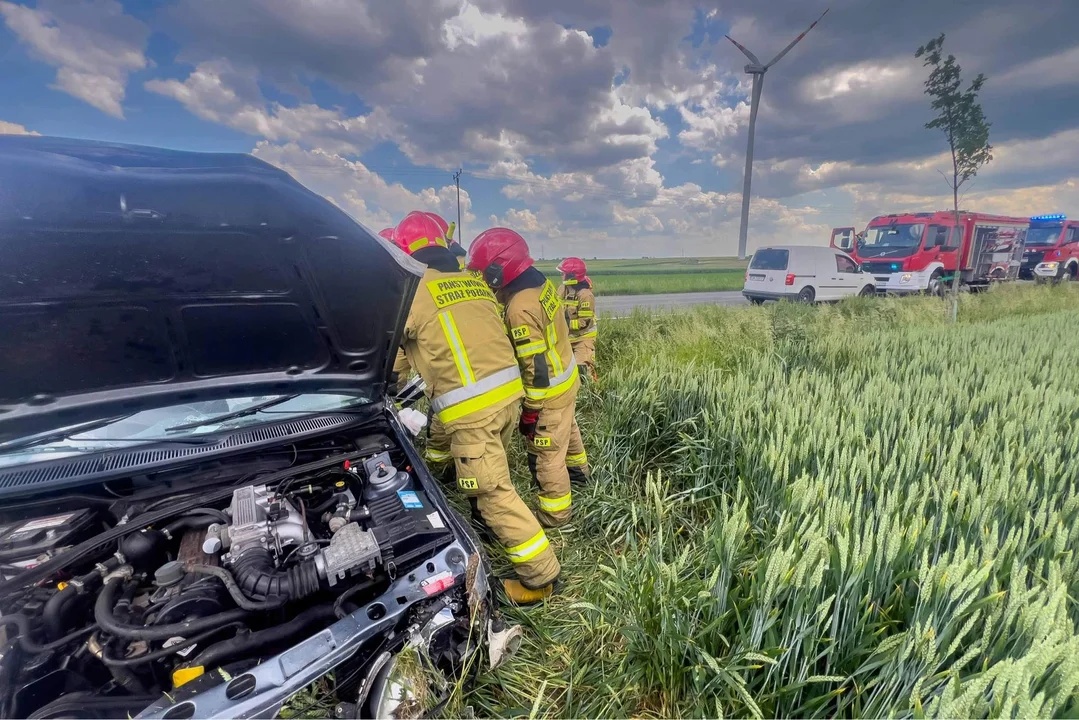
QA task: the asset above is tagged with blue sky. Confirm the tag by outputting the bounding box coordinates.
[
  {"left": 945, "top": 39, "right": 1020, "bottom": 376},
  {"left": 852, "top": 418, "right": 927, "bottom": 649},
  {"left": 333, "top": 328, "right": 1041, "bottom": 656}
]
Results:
[{"left": 3, "top": 0, "right": 1079, "bottom": 257}]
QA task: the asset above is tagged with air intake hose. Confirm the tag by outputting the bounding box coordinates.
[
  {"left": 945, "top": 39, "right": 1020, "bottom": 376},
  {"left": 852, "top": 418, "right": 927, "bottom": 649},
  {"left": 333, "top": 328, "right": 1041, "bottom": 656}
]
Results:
[{"left": 229, "top": 549, "right": 320, "bottom": 601}]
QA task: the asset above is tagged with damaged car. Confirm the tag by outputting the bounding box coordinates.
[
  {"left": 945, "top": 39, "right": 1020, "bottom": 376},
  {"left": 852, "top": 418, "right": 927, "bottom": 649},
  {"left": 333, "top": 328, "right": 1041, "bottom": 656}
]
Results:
[{"left": 0, "top": 136, "right": 520, "bottom": 719}]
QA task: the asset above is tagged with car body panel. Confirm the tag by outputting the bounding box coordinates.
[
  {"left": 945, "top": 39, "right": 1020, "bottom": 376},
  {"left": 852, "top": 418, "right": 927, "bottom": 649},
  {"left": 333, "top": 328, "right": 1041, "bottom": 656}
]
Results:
[{"left": 0, "top": 136, "right": 424, "bottom": 444}]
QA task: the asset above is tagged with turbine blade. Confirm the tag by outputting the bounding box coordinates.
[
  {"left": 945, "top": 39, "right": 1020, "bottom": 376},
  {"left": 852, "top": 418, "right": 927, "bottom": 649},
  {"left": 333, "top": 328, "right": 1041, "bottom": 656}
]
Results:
[
  {"left": 764, "top": 7, "right": 829, "bottom": 69},
  {"left": 724, "top": 35, "right": 760, "bottom": 65}
]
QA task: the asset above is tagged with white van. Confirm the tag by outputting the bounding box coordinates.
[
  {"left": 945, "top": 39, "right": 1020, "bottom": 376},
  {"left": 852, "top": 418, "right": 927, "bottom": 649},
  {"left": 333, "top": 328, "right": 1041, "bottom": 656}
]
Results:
[{"left": 743, "top": 245, "right": 876, "bottom": 304}]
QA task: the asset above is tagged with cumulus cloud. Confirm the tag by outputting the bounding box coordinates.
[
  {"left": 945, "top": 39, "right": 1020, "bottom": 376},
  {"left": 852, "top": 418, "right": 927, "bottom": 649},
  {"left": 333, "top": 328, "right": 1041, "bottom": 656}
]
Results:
[
  {"left": 251, "top": 142, "right": 474, "bottom": 233},
  {"left": 0, "top": 0, "right": 149, "bottom": 118},
  {"left": 146, "top": 61, "right": 391, "bottom": 155},
  {"left": 0, "top": 120, "right": 39, "bottom": 135}
]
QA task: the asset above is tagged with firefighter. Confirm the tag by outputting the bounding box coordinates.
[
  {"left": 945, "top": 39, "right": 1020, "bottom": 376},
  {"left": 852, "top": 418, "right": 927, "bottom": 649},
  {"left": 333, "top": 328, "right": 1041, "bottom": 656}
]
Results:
[
  {"left": 556, "top": 257, "right": 599, "bottom": 383},
  {"left": 467, "top": 228, "right": 590, "bottom": 527},
  {"left": 391, "top": 212, "right": 560, "bottom": 603}
]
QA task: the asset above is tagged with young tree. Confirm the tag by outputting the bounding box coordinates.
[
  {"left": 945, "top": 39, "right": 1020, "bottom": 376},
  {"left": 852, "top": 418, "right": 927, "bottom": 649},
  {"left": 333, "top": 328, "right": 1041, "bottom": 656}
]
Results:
[{"left": 915, "top": 34, "right": 992, "bottom": 320}]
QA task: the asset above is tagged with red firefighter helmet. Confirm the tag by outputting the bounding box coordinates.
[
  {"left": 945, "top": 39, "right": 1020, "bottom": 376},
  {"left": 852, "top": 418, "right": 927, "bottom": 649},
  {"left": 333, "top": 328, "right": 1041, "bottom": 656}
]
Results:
[
  {"left": 378, "top": 227, "right": 394, "bottom": 241},
  {"left": 467, "top": 227, "right": 534, "bottom": 289},
  {"left": 556, "top": 256, "right": 587, "bottom": 281},
  {"left": 424, "top": 212, "right": 450, "bottom": 238},
  {"left": 392, "top": 211, "right": 447, "bottom": 255}
]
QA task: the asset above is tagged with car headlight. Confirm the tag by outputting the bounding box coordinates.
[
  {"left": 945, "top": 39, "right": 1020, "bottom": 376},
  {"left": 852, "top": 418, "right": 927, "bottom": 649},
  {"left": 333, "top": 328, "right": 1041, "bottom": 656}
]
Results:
[
  {"left": 900, "top": 273, "right": 913, "bottom": 283},
  {"left": 1043, "top": 262, "right": 1059, "bottom": 270}
]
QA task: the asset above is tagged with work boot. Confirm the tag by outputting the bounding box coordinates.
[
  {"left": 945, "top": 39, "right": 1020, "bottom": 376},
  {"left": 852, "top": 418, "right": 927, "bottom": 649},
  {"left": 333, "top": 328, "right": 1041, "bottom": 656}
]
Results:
[{"left": 502, "top": 578, "right": 556, "bottom": 606}]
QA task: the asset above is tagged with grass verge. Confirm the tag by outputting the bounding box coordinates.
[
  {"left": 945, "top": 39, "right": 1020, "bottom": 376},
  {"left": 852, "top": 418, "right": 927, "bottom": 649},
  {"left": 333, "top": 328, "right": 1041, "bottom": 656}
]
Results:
[{"left": 465, "top": 282, "right": 1079, "bottom": 718}]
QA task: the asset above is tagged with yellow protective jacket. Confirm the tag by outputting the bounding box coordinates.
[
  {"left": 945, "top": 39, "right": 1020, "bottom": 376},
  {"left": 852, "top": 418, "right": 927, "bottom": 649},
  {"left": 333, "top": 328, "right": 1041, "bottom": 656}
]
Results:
[
  {"left": 400, "top": 268, "right": 524, "bottom": 428},
  {"left": 558, "top": 281, "right": 597, "bottom": 341},
  {"left": 504, "top": 278, "right": 580, "bottom": 411}
]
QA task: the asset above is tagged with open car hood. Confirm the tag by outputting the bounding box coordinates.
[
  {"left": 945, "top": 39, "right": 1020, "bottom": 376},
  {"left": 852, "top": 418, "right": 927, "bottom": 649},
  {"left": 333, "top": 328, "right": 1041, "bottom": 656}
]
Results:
[{"left": 0, "top": 136, "right": 424, "bottom": 443}]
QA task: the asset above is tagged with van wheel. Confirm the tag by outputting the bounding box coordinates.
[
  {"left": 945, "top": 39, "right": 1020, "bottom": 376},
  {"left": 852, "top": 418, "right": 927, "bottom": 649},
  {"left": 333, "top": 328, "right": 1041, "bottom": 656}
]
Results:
[
  {"left": 859, "top": 285, "right": 875, "bottom": 297},
  {"left": 798, "top": 286, "right": 816, "bottom": 304},
  {"left": 926, "top": 271, "right": 944, "bottom": 298}
]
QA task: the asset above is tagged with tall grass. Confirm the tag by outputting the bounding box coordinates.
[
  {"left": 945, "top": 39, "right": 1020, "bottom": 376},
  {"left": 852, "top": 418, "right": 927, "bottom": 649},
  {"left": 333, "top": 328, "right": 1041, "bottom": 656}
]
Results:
[{"left": 467, "top": 283, "right": 1079, "bottom": 718}]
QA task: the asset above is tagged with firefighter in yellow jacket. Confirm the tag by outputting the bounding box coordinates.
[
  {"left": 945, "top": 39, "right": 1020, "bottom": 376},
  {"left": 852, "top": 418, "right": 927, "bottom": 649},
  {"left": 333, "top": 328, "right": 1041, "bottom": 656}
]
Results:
[
  {"left": 390, "top": 211, "right": 559, "bottom": 603},
  {"left": 467, "top": 228, "right": 591, "bottom": 526},
  {"left": 556, "top": 257, "right": 598, "bottom": 382}
]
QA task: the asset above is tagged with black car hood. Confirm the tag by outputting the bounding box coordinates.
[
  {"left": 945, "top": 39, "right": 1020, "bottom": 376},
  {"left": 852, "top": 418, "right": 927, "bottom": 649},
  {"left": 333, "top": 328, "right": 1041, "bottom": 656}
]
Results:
[{"left": 0, "top": 136, "right": 423, "bottom": 443}]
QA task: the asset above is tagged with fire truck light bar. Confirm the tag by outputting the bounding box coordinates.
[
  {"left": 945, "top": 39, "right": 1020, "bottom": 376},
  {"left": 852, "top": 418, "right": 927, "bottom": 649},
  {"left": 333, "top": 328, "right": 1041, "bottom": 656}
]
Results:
[{"left": 1031, "top": 214, "right": 1066, "bottom": 222}]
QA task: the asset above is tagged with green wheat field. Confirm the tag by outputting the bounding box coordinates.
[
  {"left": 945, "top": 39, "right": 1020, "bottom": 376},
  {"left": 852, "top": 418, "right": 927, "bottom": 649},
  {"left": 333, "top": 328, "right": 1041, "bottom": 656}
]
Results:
[
  {"left": 533, "top": 257, "right": 748, "bottom": 295},
  {"left": 288, "top": 282, "right": 1079, "bottom": 718}
]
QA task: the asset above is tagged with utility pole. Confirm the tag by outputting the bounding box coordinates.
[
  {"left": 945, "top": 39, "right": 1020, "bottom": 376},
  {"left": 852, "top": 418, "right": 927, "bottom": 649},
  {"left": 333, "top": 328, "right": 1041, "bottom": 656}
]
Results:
[
  {"left": 453, "top": 169, "right": 463, "bottom": 244},
  {"left": 726, "top": 9, "right": 828, "bottom": 260}
]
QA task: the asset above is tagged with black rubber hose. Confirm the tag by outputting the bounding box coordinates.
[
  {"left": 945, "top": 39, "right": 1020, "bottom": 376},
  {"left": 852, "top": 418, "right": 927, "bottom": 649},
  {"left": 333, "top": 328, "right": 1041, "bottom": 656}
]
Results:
[
  {"left": 188, "top": 565, "right": 288, "bottom": 611},
  {"left": 229, "top": 549, "right": 320, "bottom": 601},
  {"left": 42, "top": 584, "right": 79, "bottom": 641},
  {"left": 42, "top": 561, "right": 115, "bottom": 640},
  {"left": 95, "top": 578, "right": 248, "bottom": 640},
  {"left": 333, "top": 577, "right": 380, "bottom": 619},
  {"left": 99, "top": 622, "right": 244, "bottom": 667},
  {"left": 189, "top": 604, "right": 336, "bottom": 670},
  {"left": 163, "top": 514, "right": 222, "bottom": 538},
  {"left": 0, "top": 614, "right": 97, "bottom": 654}
]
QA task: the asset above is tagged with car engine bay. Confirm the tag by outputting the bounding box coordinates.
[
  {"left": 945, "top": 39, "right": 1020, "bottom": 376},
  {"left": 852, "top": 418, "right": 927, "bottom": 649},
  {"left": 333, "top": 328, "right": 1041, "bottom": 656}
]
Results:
[{"left": 0, "top": 431, "right": 481, "bottom": 719}]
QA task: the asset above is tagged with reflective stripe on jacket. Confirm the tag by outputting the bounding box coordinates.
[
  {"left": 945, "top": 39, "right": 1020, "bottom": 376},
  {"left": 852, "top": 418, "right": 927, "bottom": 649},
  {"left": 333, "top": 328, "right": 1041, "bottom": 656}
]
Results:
[
  {"left": 401, "top": 268, "right": 524, "bottom": 428},
  {"left": 559, "top": 283, "right": 598, "bottom": 341},
  {"left": 505, "top": 278, "right": 580, "bottom": 410}
]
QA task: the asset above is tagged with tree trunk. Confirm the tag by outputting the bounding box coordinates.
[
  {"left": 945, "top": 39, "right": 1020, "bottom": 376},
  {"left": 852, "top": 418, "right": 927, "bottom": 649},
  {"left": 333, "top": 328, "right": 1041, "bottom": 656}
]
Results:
[{"left": 950, "top": 158, "right": 961, "bottom": 323}]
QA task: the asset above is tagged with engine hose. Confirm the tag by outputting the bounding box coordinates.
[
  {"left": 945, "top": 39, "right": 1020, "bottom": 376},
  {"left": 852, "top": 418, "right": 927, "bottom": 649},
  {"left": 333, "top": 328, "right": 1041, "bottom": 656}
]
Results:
[
  {"left": 189, "top": 565, "right": 288, "bottom": 611},
  {"left": 0, "top": 614, "right": 97, "bottom": 654},
  {"left": 189, "top": 604, "right": 336, "bottom": 670},
  {"left": 332, "top": 577, "right": 380, "bottom": 619},
  {"left": 163, "top": 514, "right": 222, "bottom": 539},
  {"left": 229, "top": 549, "right": 320, "bottom": 601},
  {"left": 42, "top": 560, "right": 116, "bottom": 640},
  {"left": 98, "top": 622, "right": 245, "bottom": 668},
  {"left": 95, "top": 577, "right": 248, "bottom": 641}
]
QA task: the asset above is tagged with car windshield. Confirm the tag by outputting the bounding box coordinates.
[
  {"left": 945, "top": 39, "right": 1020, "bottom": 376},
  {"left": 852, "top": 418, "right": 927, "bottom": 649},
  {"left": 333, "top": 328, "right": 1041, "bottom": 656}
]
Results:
[
  {"left": 857, "top": 223, "right": 926, "bottom": 258},
  {"left": 1025, "top": 227, "right": 1063, "bottom": 246},
  {"left": 749, "top": 248, "right": 790, "bottom": 270},
  {"left": 0, "top": 393, "right": 370, "bottom": 467}
]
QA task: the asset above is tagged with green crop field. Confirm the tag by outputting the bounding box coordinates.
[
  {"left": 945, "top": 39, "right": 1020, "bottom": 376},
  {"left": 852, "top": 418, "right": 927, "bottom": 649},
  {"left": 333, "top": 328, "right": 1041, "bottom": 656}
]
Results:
[
  {"left": 533, "top": 257, "right": 749, "bottom": 296},
  {"left": 463, "top": 283, "right": 1079, "bottom": 718},
  {"left": 287, "top": 283, "right": 1079, "bottom": 718}
]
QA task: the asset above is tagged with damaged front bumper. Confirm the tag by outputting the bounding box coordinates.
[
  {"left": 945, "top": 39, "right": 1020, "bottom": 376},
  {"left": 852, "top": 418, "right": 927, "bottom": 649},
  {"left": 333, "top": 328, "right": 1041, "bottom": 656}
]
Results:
[{"left": 137, "top": 541, "right": 517, "bottom": 720}]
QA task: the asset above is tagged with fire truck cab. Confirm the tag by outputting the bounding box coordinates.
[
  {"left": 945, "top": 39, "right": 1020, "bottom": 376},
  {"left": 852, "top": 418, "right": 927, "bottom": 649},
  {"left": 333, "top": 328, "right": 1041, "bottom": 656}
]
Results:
[
  {"left": 1021, "top": 214, "right": 1079, "bottom": 282},
  {"left": 839, "top": 211, "right": 1028, "bottom": 295}
]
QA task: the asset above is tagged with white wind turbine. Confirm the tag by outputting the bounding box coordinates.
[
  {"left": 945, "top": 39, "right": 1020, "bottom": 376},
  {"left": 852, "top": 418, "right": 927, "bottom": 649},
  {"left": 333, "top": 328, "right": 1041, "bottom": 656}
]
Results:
[{"left": 726, "top": 9, "right": 829, "bottom": 259}]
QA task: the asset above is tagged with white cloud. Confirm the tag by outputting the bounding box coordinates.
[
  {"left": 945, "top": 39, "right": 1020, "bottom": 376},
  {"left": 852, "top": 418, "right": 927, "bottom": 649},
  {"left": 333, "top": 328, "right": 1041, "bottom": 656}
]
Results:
[
  {"left": 678, "top": 99, "right": 750, "bottom": 151},
  {"left": 803, "top": 59, "right": 917, "bottom": 102},
  {"left": 146, "top": 61, "right": 391, "bottom": 155},
  {"left": 251, "top": 142, "right": 475, "bottom": 234},
  {"left": 0, "top": 120, "right": 39, "bottom": 135},
  {"left": 0, "top": 0, "right": 148, "bottom": 118}
]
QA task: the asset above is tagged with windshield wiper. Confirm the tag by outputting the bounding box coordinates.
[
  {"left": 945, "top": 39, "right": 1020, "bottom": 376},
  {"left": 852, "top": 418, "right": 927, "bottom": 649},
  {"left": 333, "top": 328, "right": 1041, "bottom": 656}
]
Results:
[
  {"left": 0, "top": 414, "right": 136, "bottom": 454},
  {"left": 165, "top": 395, "right": 301, "bottom": 433}
]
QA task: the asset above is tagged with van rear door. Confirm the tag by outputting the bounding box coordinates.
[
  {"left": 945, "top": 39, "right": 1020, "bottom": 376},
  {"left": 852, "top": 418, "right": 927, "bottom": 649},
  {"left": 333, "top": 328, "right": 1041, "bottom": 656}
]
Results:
[{"left": 745, "top": 248, "right": 790, "bottom": 295}]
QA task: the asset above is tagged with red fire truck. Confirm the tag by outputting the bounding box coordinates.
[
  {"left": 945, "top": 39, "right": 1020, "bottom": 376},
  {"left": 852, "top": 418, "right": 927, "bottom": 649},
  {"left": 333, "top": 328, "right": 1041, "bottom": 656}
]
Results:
[
  {"left": 1020, "top": 214, "right": 1079, "bottom": 282},
  {"left": 830, "top": 211, "right": 1028, "bottom": 295}
]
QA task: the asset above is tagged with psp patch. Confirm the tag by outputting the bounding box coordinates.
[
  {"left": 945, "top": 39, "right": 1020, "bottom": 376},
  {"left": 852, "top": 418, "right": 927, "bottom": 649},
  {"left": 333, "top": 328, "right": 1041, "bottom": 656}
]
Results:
[
  {"left": 397, "top": 490, "right": 423, "bottom": 509},
  {"left": 533, "top": 437, "right": 552, "bottom": 448},
  {"left": 458, "top": 477, "right": 479, "bottom": 491},
  {"left": 511, "top": 325, "right": 530, "bottom": 341}
]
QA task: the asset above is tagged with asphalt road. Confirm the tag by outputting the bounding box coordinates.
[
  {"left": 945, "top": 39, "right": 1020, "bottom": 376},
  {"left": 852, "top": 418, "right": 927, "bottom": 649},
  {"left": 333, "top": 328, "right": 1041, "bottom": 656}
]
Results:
[{"left": 596, "top": 290, "right": 747, "bottom": 317}]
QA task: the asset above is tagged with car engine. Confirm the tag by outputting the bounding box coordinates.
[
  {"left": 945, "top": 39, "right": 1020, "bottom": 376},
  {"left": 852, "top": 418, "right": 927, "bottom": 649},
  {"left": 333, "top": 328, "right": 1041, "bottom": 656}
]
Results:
[{"left": 0, "top": 446, "right": 466, "bottom": 719}]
